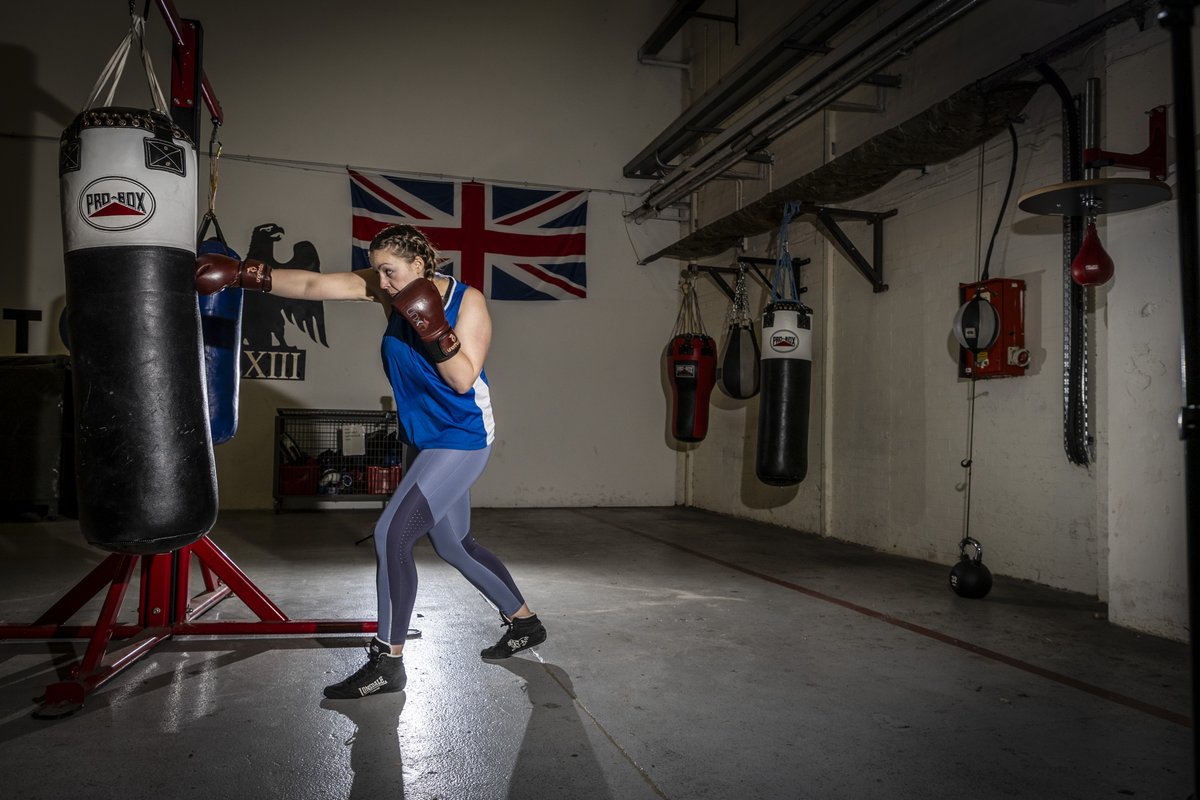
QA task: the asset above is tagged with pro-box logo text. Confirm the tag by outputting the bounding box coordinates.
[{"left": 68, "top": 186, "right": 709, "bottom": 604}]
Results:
[
  {"left": 79, "top": 176, "right": 156, "bottom": 231},
  {"left": 770, "top": 331, "right": 798, "bottom": 353}
]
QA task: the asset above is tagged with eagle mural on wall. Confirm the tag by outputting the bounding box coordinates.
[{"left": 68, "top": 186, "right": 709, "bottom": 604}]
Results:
[
  {"left": 240, "top": 223, "right": 328, "bottom": 380},
  {"left": 243, "top": 223, "right": 328, "bottom": 350}
]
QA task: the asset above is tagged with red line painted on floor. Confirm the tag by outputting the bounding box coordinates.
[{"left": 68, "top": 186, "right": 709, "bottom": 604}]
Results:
[{"left": 605, "top": 519, "right": 1191, "bottom": 729}]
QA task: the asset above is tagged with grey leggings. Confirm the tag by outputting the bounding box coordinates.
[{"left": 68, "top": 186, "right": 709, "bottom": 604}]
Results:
[{"left": 373, "top": 445, "right": 525, "bottom": 645}]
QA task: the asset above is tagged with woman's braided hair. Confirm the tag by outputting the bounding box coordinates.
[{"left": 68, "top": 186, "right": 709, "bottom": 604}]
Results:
[{"left": 369, "top": 224, "right": 440, "bottom": 279}]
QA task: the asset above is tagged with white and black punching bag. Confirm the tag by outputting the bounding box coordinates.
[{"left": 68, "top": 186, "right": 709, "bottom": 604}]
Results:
[
  {"left": 60, "top": 107, "right": 217, "bottom": 553},
  {"left": 756, "top": 301, "right": 812, "bottom": 485}
]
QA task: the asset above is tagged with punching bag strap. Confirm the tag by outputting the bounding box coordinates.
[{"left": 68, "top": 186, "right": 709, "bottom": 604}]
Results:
[
  {"left": 770, "top": 202, "right": 805, "bottom": 305},
  {"left": 672, "top": 272, "right": 708, "bottom": 338},
  {"left": 82, "top": 8, "right": 169, "bottom": 114},
  {"left": 196, "top": 121, "right": 229, "bottom": 251}
]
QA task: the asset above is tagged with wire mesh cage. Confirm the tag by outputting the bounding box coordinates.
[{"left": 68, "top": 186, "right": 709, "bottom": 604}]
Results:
[{"left": 274, "top": 409, "right": 402, "bottom": 509}]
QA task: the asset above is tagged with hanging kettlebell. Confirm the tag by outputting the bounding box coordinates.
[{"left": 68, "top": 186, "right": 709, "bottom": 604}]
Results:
[{"left": 949, "top": 537, "right": 993, "bottom": 599}]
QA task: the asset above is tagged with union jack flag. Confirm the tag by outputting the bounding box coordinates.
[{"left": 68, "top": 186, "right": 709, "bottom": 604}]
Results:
[{"left": 349, "top": 169, "right": 588, "bottom": 300}]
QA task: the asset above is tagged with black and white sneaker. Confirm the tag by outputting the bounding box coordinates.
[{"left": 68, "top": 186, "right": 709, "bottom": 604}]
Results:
[
  {"left": 323, "top": 638, "right": 407, "bottom": 699},
  {"left": 481, "top": 614, "right": 547, "bottom": 661}
]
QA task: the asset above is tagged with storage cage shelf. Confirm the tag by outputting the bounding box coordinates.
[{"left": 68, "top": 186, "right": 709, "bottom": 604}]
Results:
[{"left": 273, "top": 408, "right": 402, "bottom": 512}]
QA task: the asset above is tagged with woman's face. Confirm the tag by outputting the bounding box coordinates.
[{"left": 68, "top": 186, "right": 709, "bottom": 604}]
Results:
[{"left": 371, "top": 250, "right": 424, "bottom": 297}]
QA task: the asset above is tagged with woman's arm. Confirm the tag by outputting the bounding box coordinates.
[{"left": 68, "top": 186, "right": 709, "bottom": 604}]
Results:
[
  {"left": 196, "top": 252, "right": 389, "bottom": 305},
  {"left": 436, "top": 286, "right": 492, "bottom": 394},
  {"left": 271, "top": 267, "right": 384, "bottom": 302}
]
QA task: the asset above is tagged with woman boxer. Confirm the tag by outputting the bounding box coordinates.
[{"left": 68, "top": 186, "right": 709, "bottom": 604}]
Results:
[{"left": 196, "top": 224, "right": 546, "bottom": 699}]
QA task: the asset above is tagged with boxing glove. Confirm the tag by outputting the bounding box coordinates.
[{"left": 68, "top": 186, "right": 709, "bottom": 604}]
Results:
[
  {"left": 195, "top": 252, "right": 272, "bottom": 295},
  {"left": 392, "top": 278, "right": 461, "bottom": 362}
]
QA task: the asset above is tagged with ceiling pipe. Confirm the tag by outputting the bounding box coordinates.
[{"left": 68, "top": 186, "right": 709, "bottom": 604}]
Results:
[
  {"left": 628, "top": 0, "right": 986, "bottom": 223},
  {"left": 625, "top": 0, "right": 880, "bottom": 180}
]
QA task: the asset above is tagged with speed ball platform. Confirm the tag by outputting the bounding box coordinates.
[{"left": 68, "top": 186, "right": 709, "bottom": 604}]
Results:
[{"left": 0, "top": 507, "right": 1191, "bottom": 799}]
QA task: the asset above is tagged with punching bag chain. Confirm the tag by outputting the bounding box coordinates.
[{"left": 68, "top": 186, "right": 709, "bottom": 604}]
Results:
[
  {"left": 84, "top": 9, "right": 168, "bottom": 113},
  {"left": 724, "top": 266, "right": 753, "bottom": 329}
]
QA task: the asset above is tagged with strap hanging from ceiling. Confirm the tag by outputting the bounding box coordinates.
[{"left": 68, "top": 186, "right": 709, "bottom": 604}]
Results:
[{"left": 770, "top": 201, "right": 805, "bottom": 304}]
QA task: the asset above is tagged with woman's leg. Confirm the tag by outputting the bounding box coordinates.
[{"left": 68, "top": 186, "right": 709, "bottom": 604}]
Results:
[
  {"left": 427, "top": 491, "right": 525, "bottom": 618},
  {"left": 374, "top": 446, "right": 498, "bottom": 648}
]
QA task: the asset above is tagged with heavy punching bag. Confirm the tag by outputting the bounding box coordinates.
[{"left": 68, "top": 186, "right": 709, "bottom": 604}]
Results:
[
  {"left": 59, "top": 16, "right": 216, "bottom": 553},
  {"left": 717, "top": 265, "right": 760, "bottom": 399},
  {"left": 666, "top": 275, "right": 717, "bottom": 443},
  {"left": 756, "top": 203, "right": 813, "bottom": 486}
]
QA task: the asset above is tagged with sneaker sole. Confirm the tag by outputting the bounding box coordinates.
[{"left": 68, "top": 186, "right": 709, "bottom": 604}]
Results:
[{"left": 322, "top": 683, "right": 405, "bottom": 700}]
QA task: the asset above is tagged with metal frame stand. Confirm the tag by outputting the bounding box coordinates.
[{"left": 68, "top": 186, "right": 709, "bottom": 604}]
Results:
[{"left": 0, "top": 536, "right": 376, "bottom": 717}]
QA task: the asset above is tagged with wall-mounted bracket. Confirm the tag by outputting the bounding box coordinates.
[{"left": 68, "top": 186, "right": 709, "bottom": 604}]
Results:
[
  {"left": 1083, "top": 105, "right": 1167, "bottom": 181},
  {"left": 687, "top": 255, "right": 810, "bottom": 301},
  {"left": 811, "top": 205, "right": 897, "bottom": 293}
]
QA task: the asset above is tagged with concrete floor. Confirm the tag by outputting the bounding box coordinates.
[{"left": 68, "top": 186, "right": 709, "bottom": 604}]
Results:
[{"left": 0, "top": 506, "right": 1192, "bottom": 799}]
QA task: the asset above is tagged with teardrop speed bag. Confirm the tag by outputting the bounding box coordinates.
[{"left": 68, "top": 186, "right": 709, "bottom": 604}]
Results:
[
  {"left": 61, "top": 108, "right": 217, "bottom": 553},
  {"left": 756, "top": 301, "right": 812, "bottom": 485}
]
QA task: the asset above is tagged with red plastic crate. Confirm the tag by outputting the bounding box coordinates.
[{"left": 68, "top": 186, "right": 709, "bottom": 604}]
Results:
[
  {"left": 368, "top": 466, "right": 402, "bottom": 495},
  {"left": 279, "top": 464, "right": 318, "bottom": 495}
]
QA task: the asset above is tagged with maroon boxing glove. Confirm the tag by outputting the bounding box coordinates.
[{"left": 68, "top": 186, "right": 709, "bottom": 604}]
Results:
[
  {"left": 392, "top": 278, "right": 461, "bottom": 363},
  {"left": 195, "top": 252, "right": 272, "bottom": 295}
]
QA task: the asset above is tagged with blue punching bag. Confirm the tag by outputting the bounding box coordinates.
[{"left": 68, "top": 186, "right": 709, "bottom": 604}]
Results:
[
  {"left": 197, "top": 238, "right": 243, "bottom": 445},
  {"left": 59, "top": 20, "right": 216, "bottom": 553}
]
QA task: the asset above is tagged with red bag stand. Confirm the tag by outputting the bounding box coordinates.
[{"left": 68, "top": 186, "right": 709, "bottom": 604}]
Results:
[{"left": 0, "top": 535, "right": 378, "bottom": 718}]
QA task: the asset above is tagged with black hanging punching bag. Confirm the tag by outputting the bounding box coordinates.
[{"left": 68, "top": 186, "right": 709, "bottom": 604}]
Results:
[
  {"left": 717, "top": 322, "right": 759, "bottom": 399},
  {"left": 717, "top": 266, "right": 760, "bottom": 399},
  {"left": 60, "top": 107, "right": 217, "bottom": 553},
  {"left": 756, "top": 301, "right": 813, "bottom": 485}
]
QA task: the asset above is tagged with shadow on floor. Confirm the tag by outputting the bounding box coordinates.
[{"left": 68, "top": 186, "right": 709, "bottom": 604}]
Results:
[
  {"left": 321, "top": 693, "right": 408, "bottom": 800},
  {"left": 497, "top": 657, "right": 616, "bottom": 800}
]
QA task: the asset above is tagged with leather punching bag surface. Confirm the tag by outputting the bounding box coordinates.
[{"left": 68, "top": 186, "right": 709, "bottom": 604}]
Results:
[
  {"left": 1071, "top": 222, "right": 1115, "bottom": 286},
  {"left": 60, "top": 108, "right": 217, "bottom": 553},
  {"left": 756, "top": 302, "right": 812, "bottom": 485},
  {"left": 668, "top": 334, "right": 717, "bottom": 442},
  {"left": 717, "top": 321, "right": 759, "bottom": 399}
]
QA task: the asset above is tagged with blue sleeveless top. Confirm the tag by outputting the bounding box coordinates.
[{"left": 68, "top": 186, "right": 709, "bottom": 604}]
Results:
[{"left": 380, "top": 275, "right": 496, "bottom": 450}]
